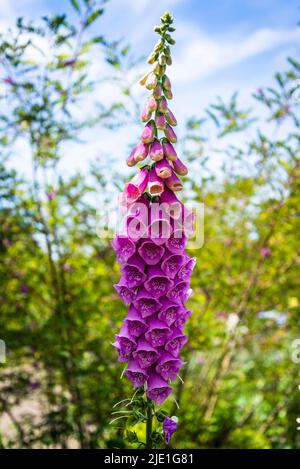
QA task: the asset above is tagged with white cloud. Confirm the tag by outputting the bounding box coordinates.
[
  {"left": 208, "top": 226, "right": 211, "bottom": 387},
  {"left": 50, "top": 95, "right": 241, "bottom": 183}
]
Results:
[{"left": 171, "top": 24, "right": 300, "bottom": 84}]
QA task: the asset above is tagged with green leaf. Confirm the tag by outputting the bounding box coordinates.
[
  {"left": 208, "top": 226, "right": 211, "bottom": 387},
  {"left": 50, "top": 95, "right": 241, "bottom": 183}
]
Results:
[
  {"left": 70, "top": 0, "right": 81, "bottom": 12},
  {"left": 84, "top": 8, "right": 104, "bottom": 27}
]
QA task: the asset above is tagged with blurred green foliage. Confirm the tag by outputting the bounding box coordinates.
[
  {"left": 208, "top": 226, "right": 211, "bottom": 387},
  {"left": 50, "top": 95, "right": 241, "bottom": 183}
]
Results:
[{"left": 0, "top": 0, "right": 299, "bottom": 449}]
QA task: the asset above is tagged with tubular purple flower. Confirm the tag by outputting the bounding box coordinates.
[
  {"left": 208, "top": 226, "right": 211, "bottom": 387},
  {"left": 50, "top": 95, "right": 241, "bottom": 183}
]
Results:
[
  {"left": 155, "top": 159, "right": 173, "bottom": 179},
  {"left": 133, "top": 337, "right": 159, "bottom": 368},
  {"left": 165, "top": 171, "right": 183, "bottom": 192},
  {"left": 178, "top": 257, "right": 196, "bottom": 281},
  {"left": 125, "top": 168, "right": 149, "bottom": 204},
  {"left": 155, "top": 112, "right": 166, "bottom": 130},
  {"left": 133, "top": 287, "right": 162, "bottom": 318},
  {"left": 125, "top": 359, "right": 148, "bottom": 387},
  {"left": 121, "top": 253, "right": 146, "bottom": 288},
  {"left": 114, "top": 323, "right": 137, "bottom": 359},
  {"left": 162, "top": 139, "right": 177, "bottom": 161},
  {"left": 138, "top": 240, "right": 165, "bottom": 265},
  {"left": 160, "top": 188, "right": 182, "bottom": 219},
  {"left": 163, "top": 416, "right": 178, "bottom": 444},
  {"left": 125, "top": 305, "right": 149, "bottom": 337},
  {"left": 172, "top": 157, "right": 188, "bottom": 175},
  {"left": 167, "top": 280, "right": 190, "bottom": 304},
  {"left": 144, "top": 265, "right": 174, "bottom": 299},
  {"left": 158, "top": 297, "right": 182, "bottom": 326},
  {"left": 165, "top": 108, "right": 177, "bottom": 126},
  {"left": 114, "top": 280, "right": 136, "bottom": 305},
  {"left": 147, "top": 371, "right": 172, "bottom": 404},
  {"left": 112, "top": 341, "right": 132, "bottom": 362},
  {"left": 166, "top": 226, "right": 187, "bottom": 254},
  {"left": 165, "top": 328, "right": 187, "bottom": 357},
  {"left": 141, "top": 120, "right": 156, "bottom": 144},
  {"left": 145, "top": 317, "right": 171, "bottom": 347},
  {"left": 174, "top": 309, "right": 192, "bottom": 331},
  {"left": 149, "top": 139, "right": 164, "bottom": 161},
  {"left": 164, "top": 124, "right": 177, "bottom": 143},
  {"left": 161, "top": 252, "right": 186, "bottom": 279},
  {"left": 156, "top": 352, "right": 184, "bottom": 380},
  {"left": 111, "top": 235, "right": 136, "bottom": 264},
  {"left": 148, "top": 168, "right": 164, "bottom": 197}
]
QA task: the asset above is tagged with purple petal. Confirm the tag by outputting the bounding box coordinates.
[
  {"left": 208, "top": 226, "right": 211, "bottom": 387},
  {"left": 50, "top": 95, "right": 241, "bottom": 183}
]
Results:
[
  {"left": 166, "top": 280, "right": 190, "bottom": 304},
  {"left": 114, "top": 280, "right": 137, "bottom": 305},
  {"left": 125, "top": 359, "right": 148, "bottom": 387},
  {"left": 163, "top": 416, "right": 178, "bottom": 444},
  {"left": 178, "top": 257, "right": 196, "bottom": 281},
  {"left": 166, "top": 228, "right": 187, "bottom": 254},
  {"left": 133, "top": 287, "right": 162, "bottom": 317},
  {"left": 147, "top": 371, "right": 172, "bottom": 404},
  {"left": 121, "top": 253, "right": 146, "bottom": 288},
  {"left": 125, "top": 305, "right": 149, "bottom": 337},
  {"left": 144, "top": 265, "right": 174, "bottom": 298},
  {"left": 165, "top": 328, "right": 187, "bottom": 357},
  {"left": 161, "top": 252, "right": 186, "bottom": 279},
  {"left": 145, "top": 316, "right": 171, "bottom": 347},
  {"left": 133, "top": 337, "right": 159, "bottom": 368},
  {"left": 138, "top": 240, "right": 165, "bottom": 265},
  {"left": 156, "top": 351, "right": 184, "bottom": 380},
  {"left": 158, "top": 297, "right": 182, "bottom": 326},
  {"left": 111, "top": 235, "right": 136, "bottom": 264}
]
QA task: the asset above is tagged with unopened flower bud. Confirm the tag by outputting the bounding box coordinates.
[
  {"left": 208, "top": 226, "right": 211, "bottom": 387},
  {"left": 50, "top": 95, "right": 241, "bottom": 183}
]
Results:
[
  {"left": 154, "top": 40, "right": 163, "bottom": 53},
  {"left": 164, "top": 46, "right": 171, "bottom": 57},
  {"left": 158, "top": 96, "right": 168, "bottom": 114},
  {"left": 148, "top": 96, "right": 158, "bottom": 112},
  {"left": 162, "top": 139, "right": 177, "bottom": 161},
  {"left": 156, "top": 112, "right": 166, "bottom": 130},
  {"left": 162, "top": 75, "right": 171, "bottom": 91},
  {"left": 166, "top": 56, "right": 172, "bottom": 66},
  {"left": 159, "top": 55, "right": 166, "bottom": 66},
  {"left": 164, "top": 89, "right": 173, "bottom": 100},
  {"left": 146, "top": 73, "right": 158, "bottom": 90},
  {"left": 152, "top": 61, "right": 160, "bottom": 74},
  {"left": 155, "top": 159, "right": 172, "bottom": 179},
  {"left": 141, "top": 120, "right": 156, "bottom": 143},
  {"left": 148, "top": 52, "right": 157, "bottom": 64},
  {"left": 165, "top": 171, "right": 183, "bottom": 192},
  {"left": 165, "top": 34, "right": 176, "bottom": 45},
  {"left": 164, "top": 124, "right": 177, "bottom": 143},
  {"left": 148, "top": 168, "right": 164, "bottom": 196},
  {"left": 150, "top": 139, "right": 164, "bottom": 161},
  {"left": 141, "top": 103, "right": 152, "bottom": 122},
  {"left": 153, "top": 84, "right": 162, "bottom": 99},
  {"left": 165, "top": 108, "right": 177, "bottom": 126},
  {"left": 127, "top": 148, "right": 137, "bottom": 167},
  {"left": 133, "top": 143, "right": 149, "bottom": 162},
  {"left": 139, "top": 72, "right": 150, "bottom": 86},
  {"left": 172, "top": 157, "right": 188, "bottom": 176}
]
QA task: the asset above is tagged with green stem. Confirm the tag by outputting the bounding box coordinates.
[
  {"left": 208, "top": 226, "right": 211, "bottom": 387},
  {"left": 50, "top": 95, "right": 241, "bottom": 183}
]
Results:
[{"left": 146, "top": 398, "right": 153, "bottom": 449}]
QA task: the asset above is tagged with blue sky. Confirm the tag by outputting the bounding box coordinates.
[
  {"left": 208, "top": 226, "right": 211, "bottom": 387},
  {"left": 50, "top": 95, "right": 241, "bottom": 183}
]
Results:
[{"left": 1, "top": 0, "right": 299, "bottom": 178}]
